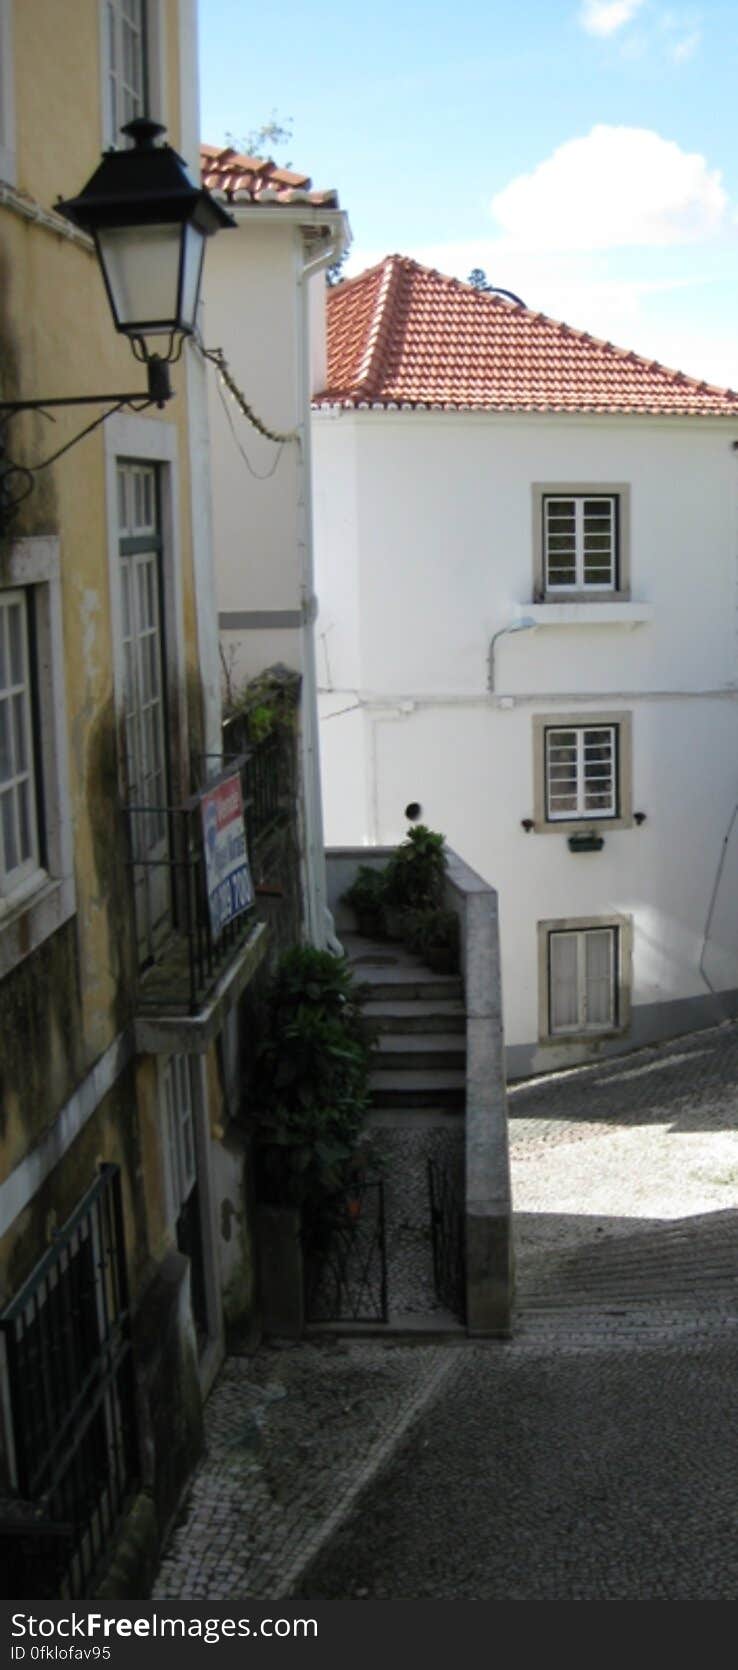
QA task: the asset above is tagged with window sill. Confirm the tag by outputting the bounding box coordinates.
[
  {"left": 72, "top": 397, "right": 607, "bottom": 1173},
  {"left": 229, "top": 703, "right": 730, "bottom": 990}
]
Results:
[
  {"left": 532, "top": 817, "right": 632, "bottom": 835},
  {"left": 0, "top": 873, "right": 76, "bottom": 978},
  {"left": 541, "top": 1026, "right": 627, "bottom": 1045},
  {"left": 515, "top": 602, "right": 653, "bottom": 628}
]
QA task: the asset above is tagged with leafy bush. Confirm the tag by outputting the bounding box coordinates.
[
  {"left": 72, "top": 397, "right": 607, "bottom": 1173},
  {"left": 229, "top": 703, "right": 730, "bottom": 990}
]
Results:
[
  {"left": 341, "top": 864, "right": 388, "bottom": 923},
  {"left": 404, "top": 906, "right": 459, "bottom": 956},
  {"left": 384, "top": 824, "right": 447, "bottom": 912},
  {"left": 252, "top": 947, "right": 374, "bottom": 1208}
]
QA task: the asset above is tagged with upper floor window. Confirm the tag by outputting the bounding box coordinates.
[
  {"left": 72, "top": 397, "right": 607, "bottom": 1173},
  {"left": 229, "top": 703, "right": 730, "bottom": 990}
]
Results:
[
  {"left": 0, "top": 591, "right": 40, "bottom": 893},
  {"left": 533, "top": 483, "right": 631, "bottom": 600},
  {"left": 544, "top": 495, "right": 617, "bottom": 591},
  {"left": 117, "top": 459, "right": 171, "bottom": 964},
  {"left": 0, "top": 0, "right": 16, "bottom": 184},
  {"left": 105, "top": 0, "right": 148, "bottom": 145},
  {"left": 545, "top": 723, "right": 617, "bottom": 821},
  {"left": 532, "top": 711, "right": 633, "bottom": 833},
  {"left": 0, "top": 541, "right": 76, "bottom": 976}
]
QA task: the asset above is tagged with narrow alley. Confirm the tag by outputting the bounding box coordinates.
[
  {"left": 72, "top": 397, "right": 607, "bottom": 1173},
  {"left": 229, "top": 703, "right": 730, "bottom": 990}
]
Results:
[{"left": 156, "top": 1020, "right": 738, "bottom": 1603}]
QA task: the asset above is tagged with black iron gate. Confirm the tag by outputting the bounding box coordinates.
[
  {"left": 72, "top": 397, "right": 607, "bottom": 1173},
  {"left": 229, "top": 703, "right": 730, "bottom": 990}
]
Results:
[
  {"left": 428, "top": 1157, "right": 466, "bottom": 1322},
  {"left": 303, "top": 1179, "right": 388, "bottom": 1323}
]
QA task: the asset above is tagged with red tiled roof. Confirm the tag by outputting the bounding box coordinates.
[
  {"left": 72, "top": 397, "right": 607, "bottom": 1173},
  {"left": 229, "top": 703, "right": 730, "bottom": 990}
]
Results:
[
  {"left": 200, "top": 144, "right": 339, "bottom": 209},
  {"left": 316, "top": 254, "right": 738, "bottom": 417}
]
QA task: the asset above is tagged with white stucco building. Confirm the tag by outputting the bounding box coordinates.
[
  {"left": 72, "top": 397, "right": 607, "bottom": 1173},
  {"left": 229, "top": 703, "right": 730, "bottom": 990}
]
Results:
[
  {"left": 312, "top": 255, "right": 738, "bottom": 1075},
  {"left": 199, "top": 145, "right": 350, "bottom": 945}
]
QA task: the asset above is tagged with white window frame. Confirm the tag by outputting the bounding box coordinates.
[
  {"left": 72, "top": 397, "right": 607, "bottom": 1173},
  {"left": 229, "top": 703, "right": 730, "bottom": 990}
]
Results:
[
  {"left": 0, "top": 540, "right": 76, "bottom": 977},
  {"left": 162, "top": 1053, "right": 197, "bottom": 1222},
  {"left": 545, "top": 723, "right": 617, "bottom": 821},
  {"left": 0, "top": 590, "right": 40, "bottom": 893},
  {"left": 157, "top": 1052, "right": 224, "bottom": 1389},
  {"left": 543, "top": 494, "right": 617, "bottom": 592},
  {"left": 99, "top": 0, "right": 166, "bottom": 149},
  {"left": 104, "top": 410, "right": 188, "bottom": 809},
  {"left": 0, "top": 0, "right": 16, "bottom": 184},
  {"left": 532, "top": 483, "right": 631, "bottom": 602},
  {"left": 538, "top": 915, "right": 633, "bottom": 1042},
  {"left": 532, "top": 711, "right": 633, "bottom": 833}
]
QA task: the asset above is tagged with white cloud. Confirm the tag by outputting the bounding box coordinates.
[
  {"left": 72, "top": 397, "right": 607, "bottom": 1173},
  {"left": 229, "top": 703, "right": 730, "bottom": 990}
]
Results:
[
  {"left": 490, "top": 126, "right": 727, "bottom": 252},
  {"left": 670, "top": 27, "right": 701, "bottom": 60},
  {"left": 579, "top": 0, "right": 645, "bottom": 36}
]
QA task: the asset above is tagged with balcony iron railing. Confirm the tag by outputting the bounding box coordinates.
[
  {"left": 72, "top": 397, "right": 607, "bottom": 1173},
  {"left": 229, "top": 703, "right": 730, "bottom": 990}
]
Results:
[
  {"left": 127, "top": 733, "right": 289, "bottom": 1017},
  {"left": 243, "top": 730, "right": 285, "bottom": 845},
  {"left": 127, "top": 753, "right": 255, "bottom": 1017}
]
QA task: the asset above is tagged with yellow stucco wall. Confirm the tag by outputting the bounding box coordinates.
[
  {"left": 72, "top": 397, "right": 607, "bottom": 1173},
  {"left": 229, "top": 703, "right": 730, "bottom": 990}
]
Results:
[{"left": 0, "top": 3, "right": 216, "bottom": 1242}]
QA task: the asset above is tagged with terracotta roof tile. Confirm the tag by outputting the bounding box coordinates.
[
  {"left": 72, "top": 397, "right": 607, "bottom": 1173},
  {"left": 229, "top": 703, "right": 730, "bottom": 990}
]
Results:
[
  {"left": 200, "top": 144, "right": 339, "bottom": 209},
  {"left": 316, "top": 254, "right": 738, "bottom": 417}
]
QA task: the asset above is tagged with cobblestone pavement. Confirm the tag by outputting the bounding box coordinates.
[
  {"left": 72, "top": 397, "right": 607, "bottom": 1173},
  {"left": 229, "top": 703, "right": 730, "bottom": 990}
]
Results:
[
  {"left": 155, "top": 1020, "right": 738, "bottom": 1602},
  {"left": 153, "top": 1342, "right": 456, "bottom": 1599}
]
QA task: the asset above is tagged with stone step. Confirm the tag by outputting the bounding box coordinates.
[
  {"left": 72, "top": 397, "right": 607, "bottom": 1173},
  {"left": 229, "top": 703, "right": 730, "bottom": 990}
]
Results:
[
  {"left": 367, "top": 1108, "right": 464, "bottom": 1127},
  {"left": 359, "top": 970, "right": 464, "bottom": 1004},
  {"left": 369, "top": 1068, "right": 466, "bottom": 1109},
  {"left": 374, "top": 1034, "right": 466, "bottom": 1070},
  {"left": 363, "top": 998, "right": 467, "bottom": 1035}
]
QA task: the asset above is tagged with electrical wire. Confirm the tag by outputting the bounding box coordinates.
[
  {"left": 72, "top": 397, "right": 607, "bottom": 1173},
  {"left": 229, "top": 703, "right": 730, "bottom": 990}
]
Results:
[
  {"left": 214, "top": 374, "right": 286, "bottom": 481},
  {"left": 699, "top": 799, "right": 738, "bottom": 996},
  {"left": 197, "top": 342, "right": 298, "bottom": 447}
]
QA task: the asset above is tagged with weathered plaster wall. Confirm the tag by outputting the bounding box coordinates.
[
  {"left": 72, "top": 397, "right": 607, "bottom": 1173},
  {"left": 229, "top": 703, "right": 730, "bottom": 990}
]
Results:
[{"left": 0, "top": 0, "right": 200, "bottom": 1140}]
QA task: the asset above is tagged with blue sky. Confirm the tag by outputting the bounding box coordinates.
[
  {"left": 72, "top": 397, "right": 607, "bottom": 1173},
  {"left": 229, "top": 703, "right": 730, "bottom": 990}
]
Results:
[{"left": 199, "top": 0, "right": 738, "bottom": 386}]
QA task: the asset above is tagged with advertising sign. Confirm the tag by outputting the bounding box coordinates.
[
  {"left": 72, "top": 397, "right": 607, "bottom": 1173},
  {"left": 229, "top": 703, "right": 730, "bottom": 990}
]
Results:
[{"left": 201, "top": 773, "right": 254, "bottom": 939}]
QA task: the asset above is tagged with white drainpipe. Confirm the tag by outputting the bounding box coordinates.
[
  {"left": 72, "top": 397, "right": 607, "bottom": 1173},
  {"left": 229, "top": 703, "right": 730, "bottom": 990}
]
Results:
[{"left": 294, "top": 231, "right": 346, "bottom": 949}]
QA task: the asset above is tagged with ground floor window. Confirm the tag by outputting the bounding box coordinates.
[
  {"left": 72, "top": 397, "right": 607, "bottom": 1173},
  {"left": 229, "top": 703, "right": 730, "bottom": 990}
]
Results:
[
  {"left": 539, "top": 915, "right": 632, "bottom": 1040},
  {"left": 162, "top": 1054, "right": 209, "bottom": 1349}
]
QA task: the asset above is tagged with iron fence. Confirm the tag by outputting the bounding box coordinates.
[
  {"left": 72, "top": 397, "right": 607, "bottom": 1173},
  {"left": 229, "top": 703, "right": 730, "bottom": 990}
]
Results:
[
  {"left": 0, "top": 1165, "right": 138, "bottom": 1598},
  {"left": 303, "top": 1179, "right": 388, "bottom": 1323},
  {"left": 244, "top": 731, "right": 284, "bottom": 846}
]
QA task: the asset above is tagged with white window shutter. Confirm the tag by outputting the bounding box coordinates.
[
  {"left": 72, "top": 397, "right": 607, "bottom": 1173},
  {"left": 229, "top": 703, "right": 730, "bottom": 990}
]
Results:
[
  {"left": 550, "top": 932, "right": 579, "bottom": 1030},
  {"left": 585, "top": 929, "right": 614, "bottom": 1027}
]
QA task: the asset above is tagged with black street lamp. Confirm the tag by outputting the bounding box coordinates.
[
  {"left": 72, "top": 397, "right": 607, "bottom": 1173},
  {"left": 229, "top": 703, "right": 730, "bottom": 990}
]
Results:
[
  {"left": 0, "top": 119, "right": 234, "bottom": 527},
  {"left": 57, "top": 118, "right": 234, "bottom": 391}
]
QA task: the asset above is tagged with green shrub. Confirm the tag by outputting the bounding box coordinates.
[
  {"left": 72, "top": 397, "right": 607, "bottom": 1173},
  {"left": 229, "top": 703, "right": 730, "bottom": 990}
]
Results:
[
  {"left": 404, "top": 906, "right": 459, "bottom": 956},
  {"left": 384, "top": 824, "right": 447, "bottom": 912},
  {"left": 341, "top": 865, "right": 388, "bottom": 923},
  {"left": 252, "top": 947, "right": 373, "bottom": 1208}
]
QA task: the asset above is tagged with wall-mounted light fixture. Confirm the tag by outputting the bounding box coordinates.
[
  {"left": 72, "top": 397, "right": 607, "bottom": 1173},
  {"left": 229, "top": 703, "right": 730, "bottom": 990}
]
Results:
[{"left": 0, "top": 118, "right": 234, "bottom": 530}]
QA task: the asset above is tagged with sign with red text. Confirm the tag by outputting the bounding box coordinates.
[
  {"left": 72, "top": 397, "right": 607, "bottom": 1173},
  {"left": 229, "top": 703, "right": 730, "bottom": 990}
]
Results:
[{"left": 201, "top": 773, "right": 253, "bottom": 939}]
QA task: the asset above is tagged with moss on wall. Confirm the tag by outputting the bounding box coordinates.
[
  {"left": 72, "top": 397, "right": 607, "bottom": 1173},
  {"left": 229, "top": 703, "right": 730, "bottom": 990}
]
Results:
[
  {"left": 0, "top": 919, "right": 84, "bottom": 1164},
  {"left": 0, "top": 1060, "right": 145, "bottom": 1312},
  {"left": 85, "top": 696, "right": 137, "bottom": 1031}
]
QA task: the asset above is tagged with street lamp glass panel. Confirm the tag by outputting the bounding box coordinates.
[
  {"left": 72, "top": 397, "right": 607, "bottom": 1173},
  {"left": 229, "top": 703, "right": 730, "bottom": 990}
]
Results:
[
  {"left": 178, "top": 223, "right": 207, "bottom": 333},
  {"left": 97, "top": 222, "right": 186, "bottom": 335}
]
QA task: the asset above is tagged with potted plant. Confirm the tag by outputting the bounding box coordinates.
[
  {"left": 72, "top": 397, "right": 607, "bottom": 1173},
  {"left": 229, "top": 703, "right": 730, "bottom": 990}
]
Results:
[
  {"left": 341, "top": 864, "right": 388, "bottom": 938},
  {"left": 383, "top": 824, "right": 447, "bottom": 937},
  {"left": 404, "top": 905, "right": 460, "bottom": 974}
]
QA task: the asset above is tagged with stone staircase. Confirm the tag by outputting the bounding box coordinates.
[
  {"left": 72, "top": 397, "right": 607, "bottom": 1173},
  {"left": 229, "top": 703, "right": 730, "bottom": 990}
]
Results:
[
  {"left": 343, "top": 933, "right": 467, "bottom": 1113},
  {"left": 343, "top": 931, "right": 467, "bottom": 1321}
]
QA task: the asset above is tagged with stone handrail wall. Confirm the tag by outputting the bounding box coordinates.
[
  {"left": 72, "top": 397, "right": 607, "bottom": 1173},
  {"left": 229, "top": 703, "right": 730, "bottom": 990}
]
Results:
[
  {"left": 443, "top": 850, "right": 513, "bottom": 1335},
  {"left": 325, "top": 845, "right": 513, "bottom": 1335}
]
